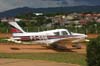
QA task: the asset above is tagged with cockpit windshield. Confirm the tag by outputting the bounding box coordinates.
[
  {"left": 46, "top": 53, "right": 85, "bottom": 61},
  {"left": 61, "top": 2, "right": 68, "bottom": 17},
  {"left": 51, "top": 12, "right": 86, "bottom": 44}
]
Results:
[{"left": 68, "top": 30, "right": 72, "bottom": 35}]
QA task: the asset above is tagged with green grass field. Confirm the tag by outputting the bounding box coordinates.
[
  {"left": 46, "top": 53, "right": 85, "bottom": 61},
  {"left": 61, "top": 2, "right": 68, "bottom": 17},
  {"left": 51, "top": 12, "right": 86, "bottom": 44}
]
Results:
[{"left": 0, "top": 52, "right": 86, "bottom": 66}]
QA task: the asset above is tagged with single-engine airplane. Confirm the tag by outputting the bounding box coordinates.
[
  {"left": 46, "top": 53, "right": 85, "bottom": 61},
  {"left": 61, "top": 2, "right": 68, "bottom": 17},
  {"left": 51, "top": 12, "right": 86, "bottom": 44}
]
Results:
[{"left": 1, "top": 18, "right": 89, "bottom": 49}]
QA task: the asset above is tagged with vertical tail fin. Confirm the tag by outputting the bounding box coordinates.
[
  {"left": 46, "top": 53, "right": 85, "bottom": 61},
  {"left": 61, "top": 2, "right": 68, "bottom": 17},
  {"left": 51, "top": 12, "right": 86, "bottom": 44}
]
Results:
[{"left": 9, "top": 21, "right": 25, "bottom": 33}]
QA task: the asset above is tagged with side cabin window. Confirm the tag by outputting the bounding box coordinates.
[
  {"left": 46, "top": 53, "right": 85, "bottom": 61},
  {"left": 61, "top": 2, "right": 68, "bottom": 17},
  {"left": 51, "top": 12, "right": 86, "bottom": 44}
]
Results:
[
  {"left": 61, "top": 31, "right": 68, "bottom": 36},
  {"left": 54, "top": 32, "right": 60, "bottom": 36}
]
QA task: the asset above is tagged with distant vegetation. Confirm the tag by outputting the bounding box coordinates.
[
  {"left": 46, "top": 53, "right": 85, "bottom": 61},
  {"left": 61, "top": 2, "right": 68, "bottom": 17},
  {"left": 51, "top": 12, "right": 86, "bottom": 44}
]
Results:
[
  {"left": 0, "top": 13, "right": 100, "bottom": 34},
  {"left": 0, "top": 22, "right": 9, "bottom": 33}
]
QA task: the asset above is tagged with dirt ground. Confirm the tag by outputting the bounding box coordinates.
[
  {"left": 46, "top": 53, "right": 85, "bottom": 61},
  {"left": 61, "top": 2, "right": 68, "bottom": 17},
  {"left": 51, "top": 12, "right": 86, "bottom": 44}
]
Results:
[
  {"left": 0, "top": 43, "right": 86, "bottom": 54},
  {"left": 87, "top": 34, "right": 99, "bottom": 38},
  {"left": 0, "top": 33, "right": 11, "bottom": 38},
  {"left": 0, "top": 43, "right": 57, "bottom": 53}
]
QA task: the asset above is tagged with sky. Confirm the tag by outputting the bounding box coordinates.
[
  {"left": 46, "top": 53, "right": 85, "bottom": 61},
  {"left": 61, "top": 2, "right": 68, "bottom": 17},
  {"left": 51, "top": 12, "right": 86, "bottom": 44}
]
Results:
[{"left": 0, "top": 0, "right": 100, "bottom": 12}]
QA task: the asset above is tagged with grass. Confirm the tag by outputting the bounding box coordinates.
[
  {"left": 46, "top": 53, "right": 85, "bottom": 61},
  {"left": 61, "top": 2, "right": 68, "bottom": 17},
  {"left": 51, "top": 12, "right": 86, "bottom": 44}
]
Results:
[
  {"left": 0, "top": 52, "right": 86, "bottom": 66},
  {"left": 0, "top": 38, "right": 9, "bottom": 43}
]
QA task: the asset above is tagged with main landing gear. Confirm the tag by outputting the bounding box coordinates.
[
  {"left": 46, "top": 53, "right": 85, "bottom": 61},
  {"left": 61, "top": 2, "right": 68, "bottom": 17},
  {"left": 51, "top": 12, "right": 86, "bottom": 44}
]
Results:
[
  {"left": 72, "top": 43, "right": 82, "bottom": 49},
  {"left": 50, "top": 43, "right": 66, "bottom": 50}
]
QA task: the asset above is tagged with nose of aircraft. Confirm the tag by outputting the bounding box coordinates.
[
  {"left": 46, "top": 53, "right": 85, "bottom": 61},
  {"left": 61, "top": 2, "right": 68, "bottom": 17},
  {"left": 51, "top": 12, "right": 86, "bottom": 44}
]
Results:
[
  {"left": 84, "top": 34, "right": 88, "bottom": 38},
  {"left": 80, "top": 34, "right": 88, "bottom": 38}
]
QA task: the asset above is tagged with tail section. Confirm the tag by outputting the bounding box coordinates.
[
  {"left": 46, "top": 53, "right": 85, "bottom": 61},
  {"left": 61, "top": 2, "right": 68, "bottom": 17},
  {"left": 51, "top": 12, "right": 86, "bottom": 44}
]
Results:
[{"left": 9, "top": 21, "right": 25, "bottom": 33}]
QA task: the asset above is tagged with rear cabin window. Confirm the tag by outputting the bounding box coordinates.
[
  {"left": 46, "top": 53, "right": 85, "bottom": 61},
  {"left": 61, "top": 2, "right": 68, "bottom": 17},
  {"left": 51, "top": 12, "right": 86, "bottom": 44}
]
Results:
[
  {"left": 54, "top": 32, "right": 60, "bottom": 36},
  {"left": 61, "top": 31, "right": 68, "bottom": 36}
]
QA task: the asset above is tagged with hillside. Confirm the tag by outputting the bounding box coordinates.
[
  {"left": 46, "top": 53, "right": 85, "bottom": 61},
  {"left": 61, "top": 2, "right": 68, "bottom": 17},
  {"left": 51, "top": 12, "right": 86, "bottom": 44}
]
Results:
[{"left": 0, "top": 6, "right": 100, "bottom": 17}]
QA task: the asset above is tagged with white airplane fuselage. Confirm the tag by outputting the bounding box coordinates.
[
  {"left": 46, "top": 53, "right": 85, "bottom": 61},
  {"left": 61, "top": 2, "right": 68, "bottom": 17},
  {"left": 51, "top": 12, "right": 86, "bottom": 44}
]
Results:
[{"left": 12, "top": 29, "right": 87, "bottom": 44}]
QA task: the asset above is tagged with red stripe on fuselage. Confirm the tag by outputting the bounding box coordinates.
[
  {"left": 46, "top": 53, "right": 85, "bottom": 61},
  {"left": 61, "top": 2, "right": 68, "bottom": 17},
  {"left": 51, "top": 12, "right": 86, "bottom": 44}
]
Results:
[{"left": 14, "top": 35, "right": 71, "bottom": 41}]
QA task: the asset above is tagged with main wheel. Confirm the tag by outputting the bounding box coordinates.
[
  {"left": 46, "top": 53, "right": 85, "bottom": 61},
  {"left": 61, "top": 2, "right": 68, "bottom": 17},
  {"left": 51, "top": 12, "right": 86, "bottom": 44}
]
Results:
[
  {"left": 72, "top": 43, "right": 82, "bottom": 49},
  {"left": 76, "top": 44, "right": 82, "bottom": 49},
  {"left": 50, "top": 43, "right": 66, "bottom": 50}
]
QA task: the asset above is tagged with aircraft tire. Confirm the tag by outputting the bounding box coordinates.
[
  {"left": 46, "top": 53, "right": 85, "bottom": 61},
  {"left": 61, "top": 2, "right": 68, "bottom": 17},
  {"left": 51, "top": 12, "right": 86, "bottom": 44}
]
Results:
[
  {"left": 50, "top": 43, "right": 66, "bottom": 50},
  {"left": 75, "top": 44, "right": 82, "bottom": 49}
]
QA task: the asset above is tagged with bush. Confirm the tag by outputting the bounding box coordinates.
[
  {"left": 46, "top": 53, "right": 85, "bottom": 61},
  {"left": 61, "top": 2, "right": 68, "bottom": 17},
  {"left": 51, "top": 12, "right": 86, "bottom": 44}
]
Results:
[{"left": 87, "top": 36, "right": 100, "bottom": 66}]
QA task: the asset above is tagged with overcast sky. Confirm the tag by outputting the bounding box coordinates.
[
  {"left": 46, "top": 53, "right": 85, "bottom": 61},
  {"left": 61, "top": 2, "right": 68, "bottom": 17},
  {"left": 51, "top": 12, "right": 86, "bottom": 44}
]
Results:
[{"left": 0, "top": 0, "right": 100, "bottom": 12}]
